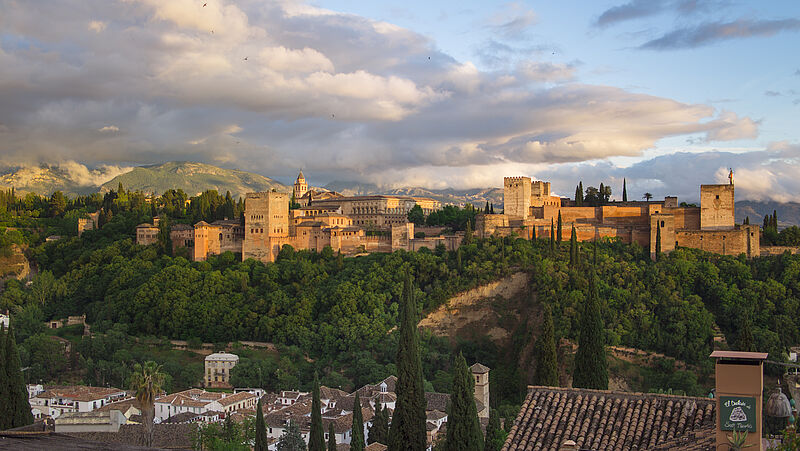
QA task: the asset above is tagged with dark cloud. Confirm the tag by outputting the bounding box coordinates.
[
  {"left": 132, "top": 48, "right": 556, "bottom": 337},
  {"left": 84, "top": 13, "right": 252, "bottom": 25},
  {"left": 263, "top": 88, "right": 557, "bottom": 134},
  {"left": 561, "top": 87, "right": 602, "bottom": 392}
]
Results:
[
  {"left": 640, "top": 18, "right": 800, "bottom": 50},
  {"left": 595, "top": 0, "right": 666, "bottom": 28}
]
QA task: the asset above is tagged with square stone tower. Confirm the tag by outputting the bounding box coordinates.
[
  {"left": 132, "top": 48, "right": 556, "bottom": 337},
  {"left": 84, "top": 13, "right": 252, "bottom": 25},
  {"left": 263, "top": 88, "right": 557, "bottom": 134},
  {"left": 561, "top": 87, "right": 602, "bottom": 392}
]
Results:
[
  {"left": 243, "top": 191, "right": 289, "bottom": 262},
  {"left": 470, "top": 363, "right": 490, "bottom": 418},
  {"left": 700, "top": 184, "right": 735, "bottom": 230},
  {"left": 504, "top": 177, "right": 532, "bottom": 219}
]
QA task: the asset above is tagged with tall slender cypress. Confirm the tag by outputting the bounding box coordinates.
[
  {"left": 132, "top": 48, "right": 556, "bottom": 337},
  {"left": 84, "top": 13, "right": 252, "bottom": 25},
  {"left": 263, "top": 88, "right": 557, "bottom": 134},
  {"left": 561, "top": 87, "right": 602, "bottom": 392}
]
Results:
[
  {"left": 557, "top": 211, "right": 563, "bottom": 243},
  {"left": 444, "top": 353, "right": 483, "bottom": 451},
  {"left": 622, "top": 178, "right": 628, "bottom": 202},
  {"left": 550, "top": 219, "right": 555, "bottom": 253},
  {"left": 572, "top": 271, "right": 608, "bottom": 390},
  {"left": 255, "top": 398, "right": 268, "bottom": 451},
  {"left": 484, "top": 409, "right": 505, "bottom": 451},
  {"left": 351, "top": 391, "right": 365, "bottom": 451},
  {"left": 569, "top": 226, "right": 577, "bottom": 267},
  {"left": 534, "top": 305, "right": 559, "bottom": 386},
  {"left": 0, "top": 326, "right": 9, "bottom": 428},
  {"left": 655, "top": 222, "right": 662, "bottom": 262},
  {"left": 4, "top": 325, "right": 34, "bottom": 428},
  {"left": 388, "top": 274, "right": 427, "bottom": 450},
  {"left": 484, "top": 201, "right": 490, "bottom": 214},
  {"left": 574, "top": 185, "right": 582, "bottom": 205},
  {"left": 309, "top": 373, "right": 326, "bottom": 451},
  {"left": 328, "top": 423, "right": 337, "bottom": 451},
  {"left": 368, "top": 403, "right": 389, "bottom": 445},
  {"left": 578, "top": 182, "right": 584, "bottom": 205}
]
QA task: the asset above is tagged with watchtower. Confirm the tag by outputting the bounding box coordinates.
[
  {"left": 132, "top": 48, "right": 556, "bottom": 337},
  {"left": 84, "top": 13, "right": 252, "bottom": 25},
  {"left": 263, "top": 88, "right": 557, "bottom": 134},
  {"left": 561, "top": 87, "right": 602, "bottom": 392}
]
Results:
[
  {"left": 470, "top": 363, "right": 490, "bottom": 418},
  {"left": 293, "top": 170, "right": 308, "bottom": 200},
  {"left": 700, "top": 184, "right": 735, "bottom": 230},
  {"left": 504, "top": 176, "right": 531, "bottom": 219},
  {"left": 243, "top": 191, "right": 289, "bottom": 262}
]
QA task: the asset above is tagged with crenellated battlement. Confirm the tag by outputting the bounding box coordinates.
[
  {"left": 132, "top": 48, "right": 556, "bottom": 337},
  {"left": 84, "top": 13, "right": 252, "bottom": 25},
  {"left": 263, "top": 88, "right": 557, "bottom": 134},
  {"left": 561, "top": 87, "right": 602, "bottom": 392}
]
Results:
[{"left": 504, "top": 176, "right": 530, "bottom": 184}]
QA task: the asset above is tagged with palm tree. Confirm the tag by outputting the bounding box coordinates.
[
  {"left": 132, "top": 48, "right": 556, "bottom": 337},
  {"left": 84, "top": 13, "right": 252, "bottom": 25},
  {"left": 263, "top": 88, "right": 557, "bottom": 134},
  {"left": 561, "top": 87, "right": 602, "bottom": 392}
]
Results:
[
  {"left": 130, "top": 361, "right": 166, "bottom": 447},
  {"left": 643, "top": 192, "right": 653, "bottom": 201}
]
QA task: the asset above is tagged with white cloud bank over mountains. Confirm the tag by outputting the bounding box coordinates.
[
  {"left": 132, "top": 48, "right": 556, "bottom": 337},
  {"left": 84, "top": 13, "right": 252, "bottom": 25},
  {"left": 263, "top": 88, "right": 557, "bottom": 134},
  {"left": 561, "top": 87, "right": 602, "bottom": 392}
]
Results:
[{"left": 0, "top": 0, "right": 796, "bottom": 201}]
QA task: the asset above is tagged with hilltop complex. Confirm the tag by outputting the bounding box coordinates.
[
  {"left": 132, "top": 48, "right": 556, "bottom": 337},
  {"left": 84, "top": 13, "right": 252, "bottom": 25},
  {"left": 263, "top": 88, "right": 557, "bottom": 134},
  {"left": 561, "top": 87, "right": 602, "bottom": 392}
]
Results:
[
  {"left": 136, "top": 171, "right": 760, "bottom": 262},
  {"left": 477, "top": 175, "right": 760, "bottom": 258},
  {"left": 137, "top": 172, "right": 448, "bottom": 262}
]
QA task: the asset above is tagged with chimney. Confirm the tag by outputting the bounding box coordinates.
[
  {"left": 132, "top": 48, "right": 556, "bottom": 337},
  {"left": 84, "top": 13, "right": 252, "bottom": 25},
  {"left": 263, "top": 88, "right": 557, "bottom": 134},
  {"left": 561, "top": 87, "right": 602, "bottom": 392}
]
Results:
[{"left": 710, "top": 351, "right": 767, "bottom": 451}]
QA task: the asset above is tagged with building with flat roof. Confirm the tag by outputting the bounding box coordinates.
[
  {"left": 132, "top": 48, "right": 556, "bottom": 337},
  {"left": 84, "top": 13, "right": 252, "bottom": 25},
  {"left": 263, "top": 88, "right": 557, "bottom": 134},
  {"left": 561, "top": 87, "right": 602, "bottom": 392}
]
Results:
[{"left": 204, "top": 352, "right": 239, "bottom": 388}]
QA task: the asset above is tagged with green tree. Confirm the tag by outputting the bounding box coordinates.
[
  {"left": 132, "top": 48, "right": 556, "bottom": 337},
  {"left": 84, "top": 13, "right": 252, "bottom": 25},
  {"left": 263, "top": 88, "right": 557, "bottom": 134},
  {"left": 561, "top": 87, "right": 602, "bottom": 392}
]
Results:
[
  {"left": 655, "top": 221, "right": 662, "bottom": 261},
  {"left": 463, "top": 219, "right": 473, "bottom": 245},
  {"left": 255, "top": 398, "right": 268, "bottom": 451},
  {"left": 130, "top": 361, "right": 166, "bottom": 447},
  {"left": 484, "top": 202, "right": 490, "bottom": 214},
  {"left": 578, "top": 181, "right": 584, "bottom": 205},
  {"left": 158, "top": 214, "right": 172, "bottom": 256},
  {"left": 643, "top": 192, "right": 653, "bottom": 201},
  {"left": 277, "top": 421, "right": 305, "bottom": 451},
  {"left": 350, "top": 391, "right": 365, "bottom": 451},
  {"left": 0, "top": 326, "right": 7, "bottom": 425},
  {"left": 328, "top": 423, "right": 337, "bottom": 451},
  {"left": 622, "top": 178, "right": 628, "bottom": 202},
  {"left": 557, "top": 211, "right": 563, "bottom": 243},
  {"left": 574, "top": 185, "right": 582, "bottom": 206},
  {"left": 407, "top": 205, "right": 425, "bottom": 225},
  {"left": 569, "top": 226, "right": 577, "bottom": 268},
  {"left": 572, "top": 272, "right": 608, "bottom": 390},
  {"left": 388, "top": 274, "right": 428, "bottom": 451},
  {"left": 49, "top": 191, "right": 67, "bottom": 217},
  {"left": 310, "top": 372, "right": 326, "bottom": 451},
  {"left": 444, "top": 352, "right": 483, "bottom": 451},
  {"left": 483, "top": 409, "right": 505, "bottom": 451},
  {"left": 549, "top": 219, "right": 555, "bottom": 253},
  {"left": 368, "top": 402, "right": 389, "bottom": 445},
  {"left": 533, "top": 305, "right": 558, "bottom": 387},
  {"left": 2, "top": 325, "right": 34, "bottom": 429}
]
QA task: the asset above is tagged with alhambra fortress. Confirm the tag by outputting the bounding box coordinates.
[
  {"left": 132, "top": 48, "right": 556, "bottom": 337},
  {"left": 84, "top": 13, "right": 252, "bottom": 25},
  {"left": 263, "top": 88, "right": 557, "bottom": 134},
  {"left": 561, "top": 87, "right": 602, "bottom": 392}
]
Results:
[{"left": 136, "top": 171, "right": 760, "bottom": 262}]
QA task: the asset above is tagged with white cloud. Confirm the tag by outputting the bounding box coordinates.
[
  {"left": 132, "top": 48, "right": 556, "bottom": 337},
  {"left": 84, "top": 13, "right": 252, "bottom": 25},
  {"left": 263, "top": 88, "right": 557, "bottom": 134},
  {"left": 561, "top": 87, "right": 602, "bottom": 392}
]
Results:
[
  {"left": 88, "top": 20, "right": 106, "bottom": 33},
  {"left": 98, "top": 125, "right": 119, "bottom": 132}
]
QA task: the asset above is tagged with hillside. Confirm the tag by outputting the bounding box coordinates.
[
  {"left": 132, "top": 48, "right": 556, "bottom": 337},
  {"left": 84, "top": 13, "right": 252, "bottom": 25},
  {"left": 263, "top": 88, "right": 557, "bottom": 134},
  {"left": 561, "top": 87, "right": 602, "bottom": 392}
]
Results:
[
  {"left": 324, "top": 180, "right": 504, "bottom": 207},
  {"left": 736, "top": 200, "right": 800, "bottom": 227},
  {"left": 100, "top": 161, "right": 289, "bottom": 198},
  {"left": 0, "top": 164, "right": 118, "bottom": 197}
]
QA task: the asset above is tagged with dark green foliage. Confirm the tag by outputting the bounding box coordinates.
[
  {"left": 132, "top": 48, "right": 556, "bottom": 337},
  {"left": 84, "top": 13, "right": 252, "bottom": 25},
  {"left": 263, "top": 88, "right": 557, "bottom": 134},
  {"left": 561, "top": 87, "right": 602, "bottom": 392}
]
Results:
[
  {"left": 388, "top": 274, "right": 427, "bottom": 451},
  {"left": 574, "top": 185, "right": 582, "bottom": 206},
  {"left": 569, "top": 227, "right": 577, "bottom": 268},
  {"left": 407, "top": 205, "right": 425, "bottom": 225},
  {"left": 425, "top": 205, "right": 477, "bottom": 231},
  {"left": 572, "top": 272, "right": 608, "bottom": 390},
  {"left": 351, "top": 391, "right": 365, "bottom": 451},
  {"left": 444, "top": 352, "right": 483, "bottom": 451},
  {"left": 368, "top": 402, "right": 389, "bottom": 445},
  {"left": 255, "top": 398, "right": 268, "bottom": 451},
  {"left": 578, "top": 182, "right": 584, "bottom": 205},
  {"left": 483, "top": 410, "right": 506, "bottom": 451},
  {"left": 489, "top": 204, "right": 494, "bottom": 214},
  {"left": 622, "top": 178, "right": 628, "bottom": 202},
  {"left": 549, "top": 219, "right": 555, "bottom": 252},
  {"left": 557, "top": 211, "right": 563, "bottom": 243},
  {"left": 310, "top": 373, "right": 326, "bottom": 451},
  {"left": 0, "top": 326, "right": 8, "bottom": 425},
  {"left": 533, "top": 305, "right": 558, "bottom": 387},
  {"left": 277, "top": 421, "right": 305, "bottom": 451},
  {"left": 463, "top": 219, "right": 473, "bottom": 244},
  {"left": 484, "top": 202, "right": 490, "bottom": 214},
  {"left": 328, "top": 423, "right": 337, "bottom": 451},
  {"left": 2, "top": 325, "right": 34, "bottom": 429}
]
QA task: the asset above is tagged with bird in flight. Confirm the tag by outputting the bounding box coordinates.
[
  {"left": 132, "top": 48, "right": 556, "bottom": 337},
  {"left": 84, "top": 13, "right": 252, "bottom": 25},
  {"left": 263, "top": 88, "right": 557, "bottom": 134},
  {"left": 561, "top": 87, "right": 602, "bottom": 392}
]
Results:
[
  {"left": 331, "top": 114, "right": 335, "bottom": 118},
  {"left": 243, "top": 57, "right": 248, "bottom": 61},
  {"left": 203, "top": 3, "right": 207, "bottom": 7}
]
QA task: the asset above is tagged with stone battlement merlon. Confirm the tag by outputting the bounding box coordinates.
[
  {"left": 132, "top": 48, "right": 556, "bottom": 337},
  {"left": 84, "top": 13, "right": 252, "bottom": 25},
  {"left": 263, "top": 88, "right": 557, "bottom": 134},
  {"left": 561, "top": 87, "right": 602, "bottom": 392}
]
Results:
[{"left": 504, "top": 176, "right": 531, "bottom": 183}]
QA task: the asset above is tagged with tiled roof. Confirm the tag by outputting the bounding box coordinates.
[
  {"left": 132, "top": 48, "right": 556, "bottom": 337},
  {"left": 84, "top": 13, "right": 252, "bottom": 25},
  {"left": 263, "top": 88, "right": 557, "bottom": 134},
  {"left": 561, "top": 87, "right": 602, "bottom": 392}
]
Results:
[
  {"left": 502, "top": 386, "right": 716, "bottom": 451},
  {"left": 217, "top": 391, "right": 255, "bottom": 407},
  {"left": 470, "top": 363, "right": 491, "bottom": 374},
  {"left": 36, "top": 386, "right": 128, "bottom": 403},
  {"left": 63, "top": 423, "right": 196, "bottom": 449},
  {"left": 95, "top": 398, "right": 141, "bottom": 413},
  {"left": 427, "top": 410, "right": 447, "bottom": 421},
  {"left": 424, "top": 392, "right": 450, "bottom": 412},
  {"left": 365, "top": 443, "right": 388, "bottom": 451},
  {"left": 651, "top": 427, "right": 715, "bottom": 450}
]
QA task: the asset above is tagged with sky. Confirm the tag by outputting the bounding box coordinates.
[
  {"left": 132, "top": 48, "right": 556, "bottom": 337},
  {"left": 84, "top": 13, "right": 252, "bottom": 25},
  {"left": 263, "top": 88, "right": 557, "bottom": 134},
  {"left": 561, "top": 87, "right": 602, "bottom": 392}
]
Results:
[{"left": 0, "top": 0, "right": 799, "bottom": 202}]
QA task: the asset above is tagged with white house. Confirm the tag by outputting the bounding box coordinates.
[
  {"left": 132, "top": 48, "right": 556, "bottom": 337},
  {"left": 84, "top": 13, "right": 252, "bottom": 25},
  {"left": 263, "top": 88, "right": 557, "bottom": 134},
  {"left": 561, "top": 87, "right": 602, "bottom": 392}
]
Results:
[
  {"left": 29, "top": 386, "right": 130, "bottom": 419},
  {"left": 0, "top": 311, "right": 10, "bottom": 328},
  {"left": 154, "top": 388, "right": 256, "bottom": 421}
]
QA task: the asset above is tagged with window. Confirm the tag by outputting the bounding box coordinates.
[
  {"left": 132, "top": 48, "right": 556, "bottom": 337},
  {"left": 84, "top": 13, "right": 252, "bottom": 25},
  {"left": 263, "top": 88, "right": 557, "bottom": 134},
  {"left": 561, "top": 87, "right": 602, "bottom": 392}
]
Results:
[
  {"left": 715, "top": 195, "right": 719, "bottom": 199},
  {"left": 660, "top": 221, "right": 665, "bottom": 227}
]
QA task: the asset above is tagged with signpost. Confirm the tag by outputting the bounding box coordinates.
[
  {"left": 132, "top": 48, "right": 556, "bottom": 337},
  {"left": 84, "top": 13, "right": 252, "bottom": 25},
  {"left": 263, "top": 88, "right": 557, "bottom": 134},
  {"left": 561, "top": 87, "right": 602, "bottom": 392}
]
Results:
[{"left": 720, "top": 396, "right": 757, "bottom": 432}]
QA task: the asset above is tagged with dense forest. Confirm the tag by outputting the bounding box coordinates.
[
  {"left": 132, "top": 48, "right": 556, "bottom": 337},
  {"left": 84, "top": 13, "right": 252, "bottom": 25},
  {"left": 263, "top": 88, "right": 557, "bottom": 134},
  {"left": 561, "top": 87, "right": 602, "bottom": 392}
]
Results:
[{"left": 2, "top": 187, "right": 799, "bottom": 416}]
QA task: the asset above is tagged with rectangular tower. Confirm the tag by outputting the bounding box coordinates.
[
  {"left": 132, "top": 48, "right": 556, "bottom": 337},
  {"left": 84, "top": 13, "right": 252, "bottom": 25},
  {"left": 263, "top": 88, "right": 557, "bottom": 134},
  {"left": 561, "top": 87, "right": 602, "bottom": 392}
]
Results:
[
  {"left": 503, "top": 176, "right": 532, "bottom": 219},
  {"left": 700, "top": 184, "right": 734, "bottom": 230},
  {"left": 243, "top": 192, "right": 289, "bottom": 262}
]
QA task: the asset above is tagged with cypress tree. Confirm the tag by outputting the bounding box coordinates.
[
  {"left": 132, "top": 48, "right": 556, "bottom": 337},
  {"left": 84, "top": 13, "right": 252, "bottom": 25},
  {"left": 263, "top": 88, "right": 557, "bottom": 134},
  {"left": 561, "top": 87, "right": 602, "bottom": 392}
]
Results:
[
  {"left": 484, "top": 201, "right": 490, "bottom": 214},
  {"left": 0, "top": 326, "right": 9, "bottom": 428},
  {"left": 484, "top": 409, "right": 505, "bottom": 451},
  {"left": 599, "top": 183, "right": 605, "bottom": 204},
  {"left": 351, "top": 391, "right": 365, "bottom": 451},
  {"left": 622, "top": 178, "right": 628, "bottom": 202},
  {"left": 572, "top": 271, "right": 608, "bottom": 390},
  {"left": 463, "top": 220, "right": 473, "bottom": 245},
  {"left": 574, "top": 185, "right": 582, "bottom": 206},
  {"left": 328, "top": 423, "right": 337, "bottom": 451},
  {"left": 569, "top": 226, "right": 577, "bottom": 267},
  {"left": 368, "top": 402, "right": 389, "bottom": 445},
  {"left": 578, "top": 182, "right": 584, "bottom": 205},
  {"left": 4, "top": 325, "right": 34, "bottom": 429},
  {"left": 773, "top": 210, "right": 778, "bottom": 229},
  {"left": 388, "top": 274, "right": 427, "bottom": 451},
  {"left": 557, "top": 211, "right": 563, "bottom": 243},
  {"left": 490, "top": 203, "right": 494, "bottom": 214},
  {"left": 655, "top": 222, "right": 662, "bottom": 262},
  {"left": 444, "top": 353, "right": 483, "bottom": 451},
  {"left": 534, "top": 305, "right": 559, "bottom": 387},
  {"left": 255, "top": 398, "right": 268, "bottom": 451},
  {"left": 309, "top": 373, "right": 326, "bottom": 451},
  {"left": 549, "top": 219, "right": 555, "bottom": 253}
]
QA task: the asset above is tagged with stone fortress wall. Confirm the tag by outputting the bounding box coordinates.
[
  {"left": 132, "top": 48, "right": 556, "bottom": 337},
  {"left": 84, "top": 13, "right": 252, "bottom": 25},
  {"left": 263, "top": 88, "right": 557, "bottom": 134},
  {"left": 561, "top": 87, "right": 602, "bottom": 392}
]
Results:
[{"left": 477, "top": 175, "right": 759, "bottom": 259}]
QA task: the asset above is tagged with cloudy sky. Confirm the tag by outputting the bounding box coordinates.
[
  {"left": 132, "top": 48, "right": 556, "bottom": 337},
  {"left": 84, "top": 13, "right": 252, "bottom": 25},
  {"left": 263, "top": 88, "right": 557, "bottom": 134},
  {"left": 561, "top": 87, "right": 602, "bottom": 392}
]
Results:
[{"left": 1, "top": 0, "right": 798, "bottom": 201}]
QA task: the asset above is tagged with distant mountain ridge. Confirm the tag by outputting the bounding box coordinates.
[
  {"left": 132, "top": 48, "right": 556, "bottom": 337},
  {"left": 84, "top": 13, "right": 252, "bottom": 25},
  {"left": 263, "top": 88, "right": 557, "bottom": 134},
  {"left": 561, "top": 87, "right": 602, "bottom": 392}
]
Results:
[
  {"left": 324, "top": 180, "right": 504, "bottom": 207},
  {"left": 736, "top": 200, "right": 800, "bottom": 228},
  {"left": 100, "top": 161, "right": 289, "bottom": 199}
]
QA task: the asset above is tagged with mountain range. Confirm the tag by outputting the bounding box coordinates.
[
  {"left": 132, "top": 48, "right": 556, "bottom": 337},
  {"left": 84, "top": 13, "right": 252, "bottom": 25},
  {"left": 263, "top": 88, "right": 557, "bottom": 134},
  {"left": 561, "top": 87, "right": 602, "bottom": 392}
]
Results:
[{"left": 1, "top": 162, "right": 798, "bottom": 226}]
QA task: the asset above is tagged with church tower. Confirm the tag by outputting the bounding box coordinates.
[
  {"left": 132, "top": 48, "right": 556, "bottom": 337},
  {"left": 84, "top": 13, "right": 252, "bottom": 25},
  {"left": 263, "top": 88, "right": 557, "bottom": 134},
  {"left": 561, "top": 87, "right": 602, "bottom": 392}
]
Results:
[
  {"left": 293, "top": 170, "right": 308, "bottom": 200},
  {"left": 470, "top": 363, "right": 490, "bottom": 418}
]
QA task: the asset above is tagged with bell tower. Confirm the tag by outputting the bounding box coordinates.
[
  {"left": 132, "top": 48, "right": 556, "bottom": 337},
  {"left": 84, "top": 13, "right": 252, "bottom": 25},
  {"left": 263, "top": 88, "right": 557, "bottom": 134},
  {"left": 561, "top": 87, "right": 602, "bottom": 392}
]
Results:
[
  {"left": 470, "top": 363, "right": 490, "bottom": 418},
  {"left": 293, "top": 170, "right": 308, "bottom": 200}
]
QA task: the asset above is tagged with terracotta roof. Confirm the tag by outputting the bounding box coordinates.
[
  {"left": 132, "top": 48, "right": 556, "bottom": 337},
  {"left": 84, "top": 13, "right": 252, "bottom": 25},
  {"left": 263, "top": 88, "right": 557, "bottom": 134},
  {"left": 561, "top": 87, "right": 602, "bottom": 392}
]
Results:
[
  {"left": 427, "top": 410, "right": 447, "bottom": 421},
  {"left": 217, "top": 391, "right": 255, "bottom": 407},
  {"left": 64, "top": 423, "right": 196, "bottom": 449},
  {"left": 365, "top": 443, "right": 388, "bottom": 451},
  {"left": 709, "top": 351, "right": 768, "bottom": 360},
  {"left": 424, "top": 392, "right": 450, "bottom": 412},
  {"left": 651, "top": 427, "right": 715, "bottom": 450},
  {"left": 36, "top": 386, "right": 128, "bottom": 403},
  {"left": 0, "top": 432, "right": 157, "bottom": 450},
  {"left": 470, "top": 363, "right": 491, "bottom": 374},
  {"left": 162, "top": 412, "right": 201, "bottom": 424},
  {"left": 502, "top": 386, "right": 716, "bottom": 451},
  {"left": 96, "top": 399, "right": 141, "bottom": 413}
]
